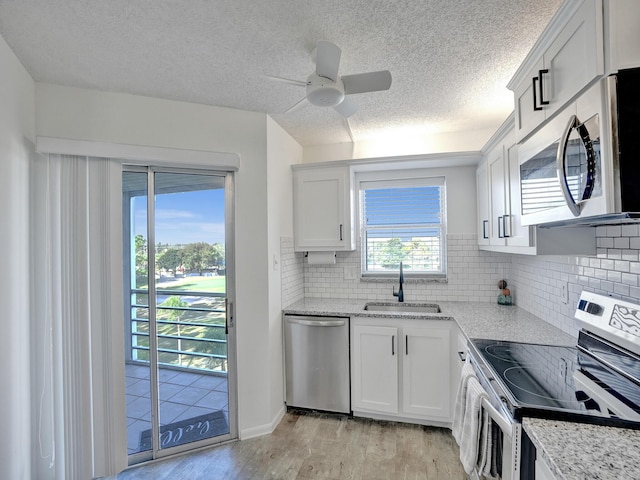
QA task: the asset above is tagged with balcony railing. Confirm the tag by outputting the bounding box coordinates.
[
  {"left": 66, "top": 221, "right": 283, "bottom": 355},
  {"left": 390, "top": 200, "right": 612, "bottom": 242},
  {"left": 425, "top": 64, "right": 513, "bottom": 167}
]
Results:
[{"left": 128, "top": 289, "right": 227, "bottom": 374}]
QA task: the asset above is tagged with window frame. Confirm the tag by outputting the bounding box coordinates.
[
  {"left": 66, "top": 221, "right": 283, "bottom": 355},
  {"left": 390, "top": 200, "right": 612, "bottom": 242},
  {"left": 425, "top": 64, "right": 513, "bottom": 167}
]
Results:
[{"left": 357, "top": 171, "right": 447, "bottom": 280}]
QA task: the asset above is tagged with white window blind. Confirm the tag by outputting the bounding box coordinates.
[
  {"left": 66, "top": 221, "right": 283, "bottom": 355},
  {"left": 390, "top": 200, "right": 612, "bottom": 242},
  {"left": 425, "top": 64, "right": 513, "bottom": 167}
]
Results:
[{"left": 360, "top": 177, "right": 446, "bottom": 277}]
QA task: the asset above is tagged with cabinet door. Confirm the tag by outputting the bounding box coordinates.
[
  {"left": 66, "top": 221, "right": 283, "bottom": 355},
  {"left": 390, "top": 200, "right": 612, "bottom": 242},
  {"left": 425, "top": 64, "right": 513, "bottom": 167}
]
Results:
[
  {"left": 543, "top": 0, "right": 603, "bottom": 119},
  {"left": 402, "top": 326, "right": 451, "bottom": 419},
  {"left": 293, "top": 167, "right": 352, "bottom": 251},
  {"left": 488, "top": 148, "right": 507, "bottom": 246},
  {"left": 513, "top": 59, "right": 546, "bottom": 142},
  {"left": 351, "top": 325, "right": 398, "bottom": 414},
  {"left": 505, "top": 144, "right": 532, "bottom": 247},
  {"left": 535, "top": 456, "right": 556, "bottom": 480},
  {"left": 476, "top": 162, "right": 490, "bottom": 246}
]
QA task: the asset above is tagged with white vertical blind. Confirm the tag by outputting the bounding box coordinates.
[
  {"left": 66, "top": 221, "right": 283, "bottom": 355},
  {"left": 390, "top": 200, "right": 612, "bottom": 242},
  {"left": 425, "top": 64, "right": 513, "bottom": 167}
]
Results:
[{"left": 30, "top": 154, "right": 127, "bottom": 478}]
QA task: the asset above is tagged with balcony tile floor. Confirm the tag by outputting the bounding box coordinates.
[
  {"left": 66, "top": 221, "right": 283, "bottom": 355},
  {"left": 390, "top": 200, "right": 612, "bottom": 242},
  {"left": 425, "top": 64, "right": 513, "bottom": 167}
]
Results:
[{"left": 126, "top": 363, "right": 229, "bottom": 455}]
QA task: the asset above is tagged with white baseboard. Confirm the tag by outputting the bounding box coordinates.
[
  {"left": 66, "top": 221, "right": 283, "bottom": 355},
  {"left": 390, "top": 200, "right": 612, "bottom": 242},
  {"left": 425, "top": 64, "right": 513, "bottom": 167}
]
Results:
[{"left": 238, "top": 404, "right": 286, "bottom": 440}]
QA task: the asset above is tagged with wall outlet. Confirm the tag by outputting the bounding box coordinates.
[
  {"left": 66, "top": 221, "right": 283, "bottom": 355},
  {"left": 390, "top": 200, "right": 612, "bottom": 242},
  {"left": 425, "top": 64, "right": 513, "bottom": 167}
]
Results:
[
  {"left": 344, "top": 267, "right": 358, "bottom": 280},
  {"left": 561, "top": 281, "right": 569, "bottom": 304}
]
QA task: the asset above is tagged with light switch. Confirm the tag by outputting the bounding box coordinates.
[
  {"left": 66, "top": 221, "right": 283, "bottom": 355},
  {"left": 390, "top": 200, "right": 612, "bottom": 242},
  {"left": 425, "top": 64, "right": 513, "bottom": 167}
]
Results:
[{"left": 561, "top": 281, "right": 568, "bottom": 304}]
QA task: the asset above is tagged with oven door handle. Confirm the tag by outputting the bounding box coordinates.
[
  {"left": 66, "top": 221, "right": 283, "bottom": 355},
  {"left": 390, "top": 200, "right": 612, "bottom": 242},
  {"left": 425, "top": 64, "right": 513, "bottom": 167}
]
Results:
[{"left": 481, "top": 397, "right": 514, "bottom": 439}]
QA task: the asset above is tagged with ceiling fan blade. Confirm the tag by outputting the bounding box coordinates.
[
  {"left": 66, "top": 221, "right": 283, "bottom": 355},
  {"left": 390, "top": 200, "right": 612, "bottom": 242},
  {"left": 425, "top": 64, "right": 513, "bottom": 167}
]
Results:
[
  {"left": 285, "top": 97, "right": 308, "bottom": 113},
  {"left": 334, "top": 97, "right": 358, "bottom": 118},
  {"left": 342, "top": 70, "right": 392, "bottom": 95},
  {"left": 264, "top": 75, "right": 307, "bottom": 87},
  {"left": 315, "top": 41, "right": 341, "bottom": 82}
]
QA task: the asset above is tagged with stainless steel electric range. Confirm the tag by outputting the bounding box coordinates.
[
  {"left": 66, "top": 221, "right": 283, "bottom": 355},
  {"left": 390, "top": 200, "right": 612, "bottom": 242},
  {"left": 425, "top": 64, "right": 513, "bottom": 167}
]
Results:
[{"left": 466, "top": 291, "right": 640, "bottom": 479}]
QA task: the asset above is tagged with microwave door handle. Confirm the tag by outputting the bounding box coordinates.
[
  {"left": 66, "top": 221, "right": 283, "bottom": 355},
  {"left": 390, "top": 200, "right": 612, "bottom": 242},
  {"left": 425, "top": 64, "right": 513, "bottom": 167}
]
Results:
[
  {"left": 577, "top": 122, "right": 598, "bottom": 201},
  {"left": 557, "top": 114, "right": 581, "bottom": 217}
]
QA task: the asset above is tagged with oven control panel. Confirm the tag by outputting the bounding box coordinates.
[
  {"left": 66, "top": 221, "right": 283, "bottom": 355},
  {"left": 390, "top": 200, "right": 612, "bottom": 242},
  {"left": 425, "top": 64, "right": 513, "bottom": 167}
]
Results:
[{"left": 575, "top": 291, "right": 640, "bottom": 357}]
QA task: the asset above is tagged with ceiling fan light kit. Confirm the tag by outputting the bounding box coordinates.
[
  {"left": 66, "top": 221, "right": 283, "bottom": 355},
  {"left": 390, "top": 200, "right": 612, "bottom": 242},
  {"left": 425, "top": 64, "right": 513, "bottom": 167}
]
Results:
[{"left": 306, "top": 73, "right": 345, "bottom": 107}]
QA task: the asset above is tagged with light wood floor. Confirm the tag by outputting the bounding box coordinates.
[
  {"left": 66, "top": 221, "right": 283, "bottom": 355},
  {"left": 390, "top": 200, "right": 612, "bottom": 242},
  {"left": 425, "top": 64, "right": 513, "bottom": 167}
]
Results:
[{"left": 111, "top": 409, "right": 467, "bottom": 479}]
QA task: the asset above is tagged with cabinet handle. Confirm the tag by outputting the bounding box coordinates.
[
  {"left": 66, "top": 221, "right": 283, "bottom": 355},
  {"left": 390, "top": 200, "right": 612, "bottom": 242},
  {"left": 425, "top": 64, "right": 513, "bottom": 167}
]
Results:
[
  {"left": 339, "top": 224, "right": 343, "bottom": 241},
  {"left": 539, "top": 69, "right": 549, "bottom": 105},
  {"left": 392, "top": 335, "right": 395, "bottom": 356},
  {"left": 532, "top": 75, "right": 540, "bottom": 111},
  {"left": 503, "top": 214, "right": 511, "bottom": 238},
  {"left": 405, "top": 335, "right": 409, "bottom": 355},
  {"left": 497, "top": 216, "right": 503, "bottom": 238},
  {"left": 458, "top": 351, "right": 467, "bottom": 362},
  {"left": 482, "top": 220, "right": 489, "bottom": 239}
]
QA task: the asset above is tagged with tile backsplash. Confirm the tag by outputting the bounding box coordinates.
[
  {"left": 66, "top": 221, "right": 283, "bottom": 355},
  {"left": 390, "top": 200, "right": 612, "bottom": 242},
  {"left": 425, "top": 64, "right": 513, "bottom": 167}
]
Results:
[
  {"left": 282, "top": 226, "right": 640, "bottom": 339},
  {"left": 281, "top": 234, "right": 511, "bottom": 305},
  {"left": 509, "top": 225, "right": 640, "bottom": 337}
]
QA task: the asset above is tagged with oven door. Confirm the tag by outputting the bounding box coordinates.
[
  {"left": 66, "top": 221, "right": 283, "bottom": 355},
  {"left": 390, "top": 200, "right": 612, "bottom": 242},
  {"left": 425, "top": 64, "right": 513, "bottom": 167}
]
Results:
[{"left": 468, "top": 354, "right": 522, "bottom": 480}]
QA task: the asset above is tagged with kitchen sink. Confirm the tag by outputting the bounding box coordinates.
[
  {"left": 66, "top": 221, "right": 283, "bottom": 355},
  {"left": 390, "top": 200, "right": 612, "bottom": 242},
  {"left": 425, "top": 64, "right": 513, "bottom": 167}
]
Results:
[{"left": 363, "top": 302, "right": 441, "bottom": 314}]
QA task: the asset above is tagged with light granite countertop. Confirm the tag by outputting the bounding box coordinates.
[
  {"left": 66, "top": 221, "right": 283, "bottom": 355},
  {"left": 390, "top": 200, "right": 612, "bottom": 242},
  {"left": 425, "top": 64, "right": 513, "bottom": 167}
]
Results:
[
  {"left": 283, "top": 298, "right": 576, "bottom": 346},
  {"left": 283, "top": 298, "right": 640, "bottom": 479},
  {"left": 524, "top": 418, "right": 640, "bottom": 480}
]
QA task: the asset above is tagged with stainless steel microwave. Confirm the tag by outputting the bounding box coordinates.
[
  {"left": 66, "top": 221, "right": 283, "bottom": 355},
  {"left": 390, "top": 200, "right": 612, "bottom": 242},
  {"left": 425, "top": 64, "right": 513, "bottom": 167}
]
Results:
[{"left": 518, "top": 67, "right": 640, "bottom": 227}]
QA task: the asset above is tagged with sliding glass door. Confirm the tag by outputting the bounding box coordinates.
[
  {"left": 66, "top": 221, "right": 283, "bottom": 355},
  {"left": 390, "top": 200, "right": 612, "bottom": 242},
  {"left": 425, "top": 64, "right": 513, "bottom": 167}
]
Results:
[{"left": 122, "top": 168, "right": 236, "bottom": 464}]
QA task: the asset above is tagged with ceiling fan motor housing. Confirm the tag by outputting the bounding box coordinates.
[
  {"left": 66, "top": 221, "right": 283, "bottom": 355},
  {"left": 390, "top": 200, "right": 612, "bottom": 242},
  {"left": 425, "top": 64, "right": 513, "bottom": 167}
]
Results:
[{"left": 306, "top": 73, "right": 345, "bottom": 107}]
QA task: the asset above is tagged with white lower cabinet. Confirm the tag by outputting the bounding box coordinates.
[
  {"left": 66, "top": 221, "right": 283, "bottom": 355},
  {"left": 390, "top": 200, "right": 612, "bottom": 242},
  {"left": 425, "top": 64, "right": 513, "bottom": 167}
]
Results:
[
  {"left": 535, "top": 456, "right": 556, "bottom": 480},
  {"left": 351, "top": 325, "right": 399, "bottom": 414},
  {"left": 351, "top": 317, "right": 452, "bottom": 424}
]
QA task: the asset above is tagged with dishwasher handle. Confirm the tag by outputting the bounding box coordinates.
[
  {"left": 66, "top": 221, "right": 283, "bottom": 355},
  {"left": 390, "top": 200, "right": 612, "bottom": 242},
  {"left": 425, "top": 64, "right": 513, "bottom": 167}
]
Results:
[{"left": 286, "top": 317, "right": 346, "bottom": 327}]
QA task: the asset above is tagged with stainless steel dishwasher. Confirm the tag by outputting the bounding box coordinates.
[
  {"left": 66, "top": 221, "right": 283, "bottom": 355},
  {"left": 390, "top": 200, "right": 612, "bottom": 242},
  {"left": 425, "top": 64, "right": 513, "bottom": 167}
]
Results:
[{"left": 284, "top": 315, "right": 350, "bottom": 414}]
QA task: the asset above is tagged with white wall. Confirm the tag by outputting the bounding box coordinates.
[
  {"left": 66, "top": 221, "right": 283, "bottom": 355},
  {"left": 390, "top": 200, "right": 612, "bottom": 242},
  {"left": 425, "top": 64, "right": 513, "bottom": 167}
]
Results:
[
  {"left": 266, "top": 117, "right": 302, "bottom": 423},
  {"left": 35, "top": 84, "right": 278, "bottom": 439},
  {"left": 303, "top": 127, "right": 496, "bottom": 163},
  {"left": 0, "top": 33, "right": 34, "bottom": 480}
]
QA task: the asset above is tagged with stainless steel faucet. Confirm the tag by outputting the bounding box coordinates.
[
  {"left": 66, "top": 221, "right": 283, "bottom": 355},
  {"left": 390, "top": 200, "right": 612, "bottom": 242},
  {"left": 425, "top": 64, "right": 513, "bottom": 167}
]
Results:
[{"left": 392, "top": 261, "right": 404, "bottom": 302}]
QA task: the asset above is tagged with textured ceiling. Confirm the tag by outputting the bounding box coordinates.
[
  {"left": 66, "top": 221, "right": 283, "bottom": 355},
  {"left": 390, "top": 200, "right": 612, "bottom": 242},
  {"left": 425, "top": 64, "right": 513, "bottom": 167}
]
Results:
[{"left": 0, "top": 0, "right": 562, "bottom": 146}]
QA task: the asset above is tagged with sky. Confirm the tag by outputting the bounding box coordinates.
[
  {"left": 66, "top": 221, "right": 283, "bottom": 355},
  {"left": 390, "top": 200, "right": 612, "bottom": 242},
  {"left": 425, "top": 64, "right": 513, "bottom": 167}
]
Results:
[{"left": 133, "top": 188, "right": 226, "bottom": 246}]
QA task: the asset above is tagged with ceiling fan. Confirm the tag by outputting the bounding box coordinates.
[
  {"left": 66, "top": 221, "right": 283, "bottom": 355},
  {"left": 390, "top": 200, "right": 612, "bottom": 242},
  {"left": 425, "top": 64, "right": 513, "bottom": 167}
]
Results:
[{"left": 267, "top": 41, "right": 392, "bottom": 118}]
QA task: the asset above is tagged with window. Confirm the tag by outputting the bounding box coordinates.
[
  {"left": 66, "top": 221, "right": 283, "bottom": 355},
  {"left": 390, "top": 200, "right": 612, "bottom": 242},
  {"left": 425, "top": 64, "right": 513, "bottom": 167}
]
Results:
[{"left": 360, "top": 176, "right": 446, "bottom": 278}]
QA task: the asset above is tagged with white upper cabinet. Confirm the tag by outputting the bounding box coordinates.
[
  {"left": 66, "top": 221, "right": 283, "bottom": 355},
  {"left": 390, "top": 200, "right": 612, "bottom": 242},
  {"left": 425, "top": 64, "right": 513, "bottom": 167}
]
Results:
[
  {"left": 476, "top": 162, "right": 490, "bottom": 246},
  {"left": 606, "top": 0, "right": 640, "bottom": 72},
  {"left": 510, "top": 0, "right": 604, "bottom": 142},
  {"left": 478, "top": 116, "right": 533, "bottom": 251},
  {"left": 292, "top": 165, "right": 355, "bottom": 252}
]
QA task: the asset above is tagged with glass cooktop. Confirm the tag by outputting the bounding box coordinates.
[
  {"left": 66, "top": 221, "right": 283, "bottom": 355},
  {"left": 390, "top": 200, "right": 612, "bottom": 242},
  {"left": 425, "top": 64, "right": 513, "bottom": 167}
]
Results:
[{"left": 470, "top": 337, "right": 640, "bottom": 425}]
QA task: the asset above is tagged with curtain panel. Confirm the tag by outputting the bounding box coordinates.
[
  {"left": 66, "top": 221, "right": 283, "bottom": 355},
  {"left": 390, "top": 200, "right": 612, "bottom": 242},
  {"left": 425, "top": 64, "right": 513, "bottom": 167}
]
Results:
[{"left": 30, "top": 154, "right": 127, "bottom": 479}]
